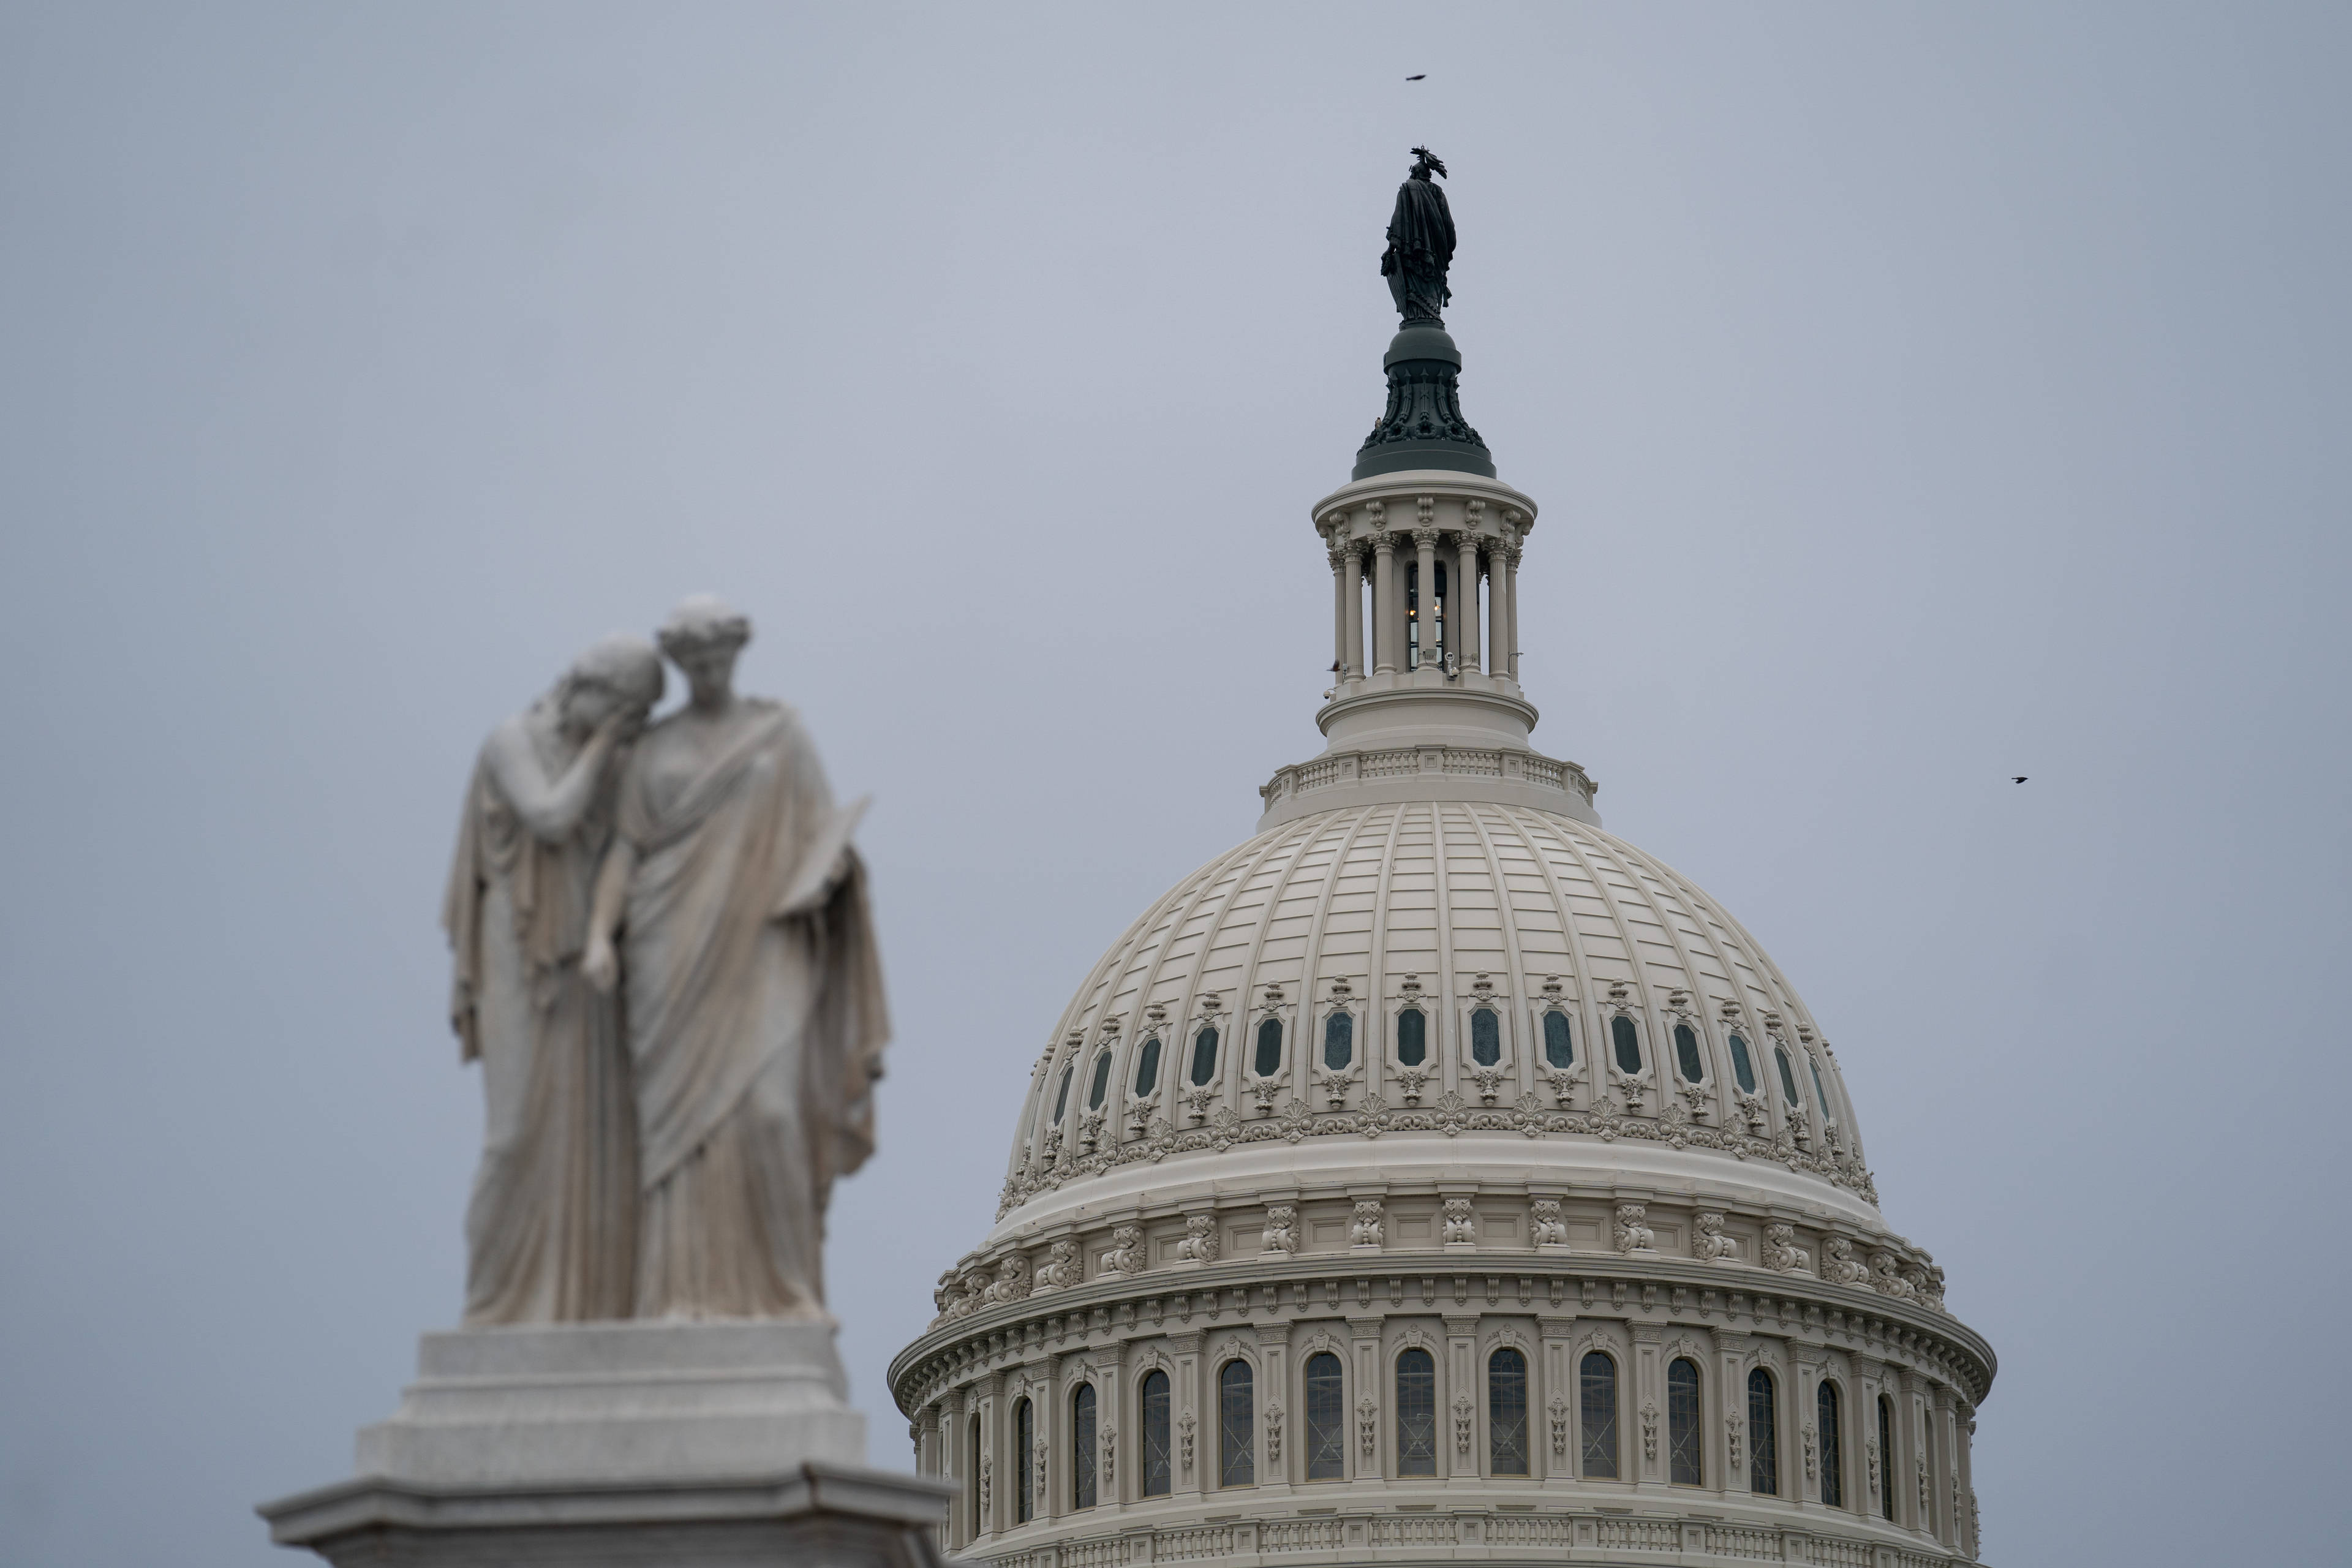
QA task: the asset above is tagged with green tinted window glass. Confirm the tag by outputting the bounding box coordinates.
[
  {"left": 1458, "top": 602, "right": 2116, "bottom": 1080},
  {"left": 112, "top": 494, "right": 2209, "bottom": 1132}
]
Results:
[
  {"left": 1470, "top": 1008, "right": 1501, "bottom": 1066},
  {"left": 1673, "top": 1023, "right": 1705, "bottom": 1084},
  {"left": 1542, "top": 1011, "right": 1573, "bottom": 1068},
  {"left": 1322, "top": 1012, "right": 1353, "bottom": 1070},
  {"left": 1189, "top": 1028, "right": 1218, "bottom": 1085},
  {"left": 1254, "top": 1017, "right": 1283, "bottom": 1076},
  {"left": 1774, "top": 1046, "right": 1801, "bottom": 1104},
  {"left": 1611, "top": 1015, "right": 1642, "bottom": 1074},
  {"left": 1133, "top": 1036, "right": 1162, "bottom": 1096},
  {"left": 1727, "top": 1035, "right": 1757, "bottom": 1094},
  {"left": 1052, "top": 1065, "right": 1073, "bottom": 1122},
  {"left": 1396, "top": 1008, "right": 1427, "bottom": 1066}
]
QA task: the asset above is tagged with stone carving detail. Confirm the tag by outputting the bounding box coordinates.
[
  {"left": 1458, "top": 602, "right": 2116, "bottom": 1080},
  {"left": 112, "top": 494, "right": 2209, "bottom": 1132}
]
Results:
[
  {"left": 979, "top": 1452, "right": 992, "bottom": 1516},
  {"left": 1548, "top": 1396, "right": 1570, "bottom": 1458},
  {"left": 1178, "top": 1084, "right": 1218, "bottom": 1125},
  {"left": 1642, "top": 1398, "right": 1660, "bottom": 1463},
  {"left": 1823, "top": 1236, "right": 1872, "bottom": 1286},
  {"left": 1726, "top": 1412, "right": 1743, "bottom": 1474},
  {"left": 1099, "top": 1224, "right": 1146, "bottom": 1276},
  {"left": 1802, "top": 1422, "right": 1818, "bottom": 1482},
  {"left": 1314, "top": 1057, "right": 1362, "bottom": 1109},
  {"left": 1101, "top": 1425, "right": 1116, "bottom": 1488},
  {"left": 1530, "top": 1199, "right": 1569, "bottom": 1248},
  {"left": 948, "top": 1264, "right": 988, "bottom": 1319},
  {"left": 1694, "top": 1211, "right": 1738, "bottom": 1264},
  {"left": 1177, "top": 1215, "right": 1221, "bottom": 1265},
  {"left": 1906, "top": 1258, "right": 1944, "bottom": 1310},
  {"left": 1442, "top": 1197, "right": 1477, "bottom": 1245},
  {"left": 1360, "top": 1395, "right": 1381, "bottom": 1459},
  {"left": 1261, "top": 1204, "right": 1299, "bottom": 1254},
  {"left": 1541, "top": 1061, "right": 1584, "bottom": 1108},
  {"left": 1866, "top": 1436, "right": 1881, "bottom": 1499},
  {"left": 1178, "top": 1409, "right": 1196, "bottom": 1474},
  {"left": 982, "top": 1253, "right": 1031, "bottom": 1305},
  {"left": 1614, "top": 1204, "right": 1656, "bottom": 1254},
  {"left": 1033, "top": 1238, "right": 1080, "bottom": 1292},
  {"left": 1918, "top": 1455, "right": 1931, "bottom": 1510},
  {"left": 1762, "top": 1224, "right": 1812, "bottom": 1275},
  {"left": 1453, "top": 1391, "right": 1475, "bottom": 1455},
  {"left": 1349, "top": 1199, "right": 1385, "bottom": 1248},
  {"left": 1872, "top": 1251, "right": 1918, "bottom": 1300},
  {"left": 1466, "top": 1061, "right": 1510, "bottom": 1104},
  {"left": 1264, "top": 1402, "right": 1283, "bottom": 1464},
  {"left": 1035, "top": 1435, "right": 1049, "bottom": 1507}
]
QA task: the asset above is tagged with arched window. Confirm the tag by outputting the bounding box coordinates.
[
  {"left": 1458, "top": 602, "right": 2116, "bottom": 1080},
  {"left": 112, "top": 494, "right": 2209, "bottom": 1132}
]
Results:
[
  {"left": 1014, "top": 1398, "right": 1034, "bottom": 1523},
  {"left": 1580, "top": 1352, "right": 1619, "bottom": 1478},
  {"left": 1817, "top": 1380, "right": 1844, "bottom": 1508},
  {"left": 1747, "top": 1368, "right": 1778, "bottom": 1496},
  {"left": 1668, "top": 1358, "right": 1703, "bottom": 1485},
  {"left": 1809, "top": 1054, "right": 1831, "bottom": 1112},
  {"left": 1218, "top": 1360, "right": 1254, "bottom": 1487},
  {"left": 1876, "top": 1395, "right": 1897, "bottom": 1519},
  {"left": 1470, "top": 1008, "right": 1502, "bottom": 1066},
  {"left": 1071, "top": 1383, "right": 1098, "bottom": 1509},
  {"left": 1141, "top": 1370, "right": 1172, "bottom": 1497},
  {"left": 1395, "top": 1008, "right": 1428, "bottom": 1066},
  {"left": 1395, "top": 1348, "right": 1437, "bottom": 1475},
  {"left": 1304, "top": 1352, "right": 1345, "bottom": 1480},
  {"left": 1253, "top": 1017, "right": 1283, "bottom": 1076},
  {"left": 1774, "top": 1044, "right": 1802, "bottom": 1105},
  {"left": 1189, "top": 1027, "right": 1219, "bottom": 1086},
  {"left": 1673, "top": 1023, "right": 1705, "bottom": 1083},
  {"left": 1542, "top": 1010, "right": 1574, "bottom": 1068},
  {"left": 1133, "top": 1036, "right": 1162, "bottom": 1097},
  {"left": 1488, "top": 1348, "right": 1529, "bottom": 1476},
  {"left": 1611, "top": 1014, "right": 1642, "bottom": 1074},
  {"left": 1087, "top": 1051, "right": 1113, "bottom": 1110},
  {"left": 1052, "top": 1065, "right": 1074, "bottom": 1123},
  {"left": 1727, "top": 1033, "right": 1757, "bottom": 1095},
  {"left": 1322, "top": 1011, "right": 1354, "bottom": 1071}
]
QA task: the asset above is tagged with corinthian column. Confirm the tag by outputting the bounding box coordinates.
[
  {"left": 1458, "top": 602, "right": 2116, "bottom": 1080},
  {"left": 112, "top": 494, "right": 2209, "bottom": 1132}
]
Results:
[
  {"left": 1498, "top": 534, "right": 1522, "bottom": 684},
  {"left": 1372, "top": 532, "right": 1400, "bottom": 675},
  {"left": 1327, "top": 535, "right": 1349, "bottom": 682},
  {"left": 1343, "top": 540, "right": 1366, "bottom": 680},
  {"left": 1455, "top": 533, "right": 1482, "bottom": 674},
  {"left": 1412, "top": 523, "right": 1439, "bottom": 673}
]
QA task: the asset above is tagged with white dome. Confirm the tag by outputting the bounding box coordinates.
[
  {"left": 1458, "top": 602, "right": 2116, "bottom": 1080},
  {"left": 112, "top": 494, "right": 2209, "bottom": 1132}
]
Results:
[{"left": 995, "top": 798, "right": 1877, "bottom": 1239}]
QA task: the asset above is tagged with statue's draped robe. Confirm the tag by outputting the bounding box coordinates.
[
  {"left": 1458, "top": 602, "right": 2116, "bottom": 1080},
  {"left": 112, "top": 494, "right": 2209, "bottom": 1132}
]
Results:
[
  {"left": 614, "top": 699, "right": 887, "bottom": 1319},
  {"left": 442, "top": 719, "right": 639, "bottom": 1324},
  {"left": 1382, "top": 175, "right": 1456, "bottom": 322}
]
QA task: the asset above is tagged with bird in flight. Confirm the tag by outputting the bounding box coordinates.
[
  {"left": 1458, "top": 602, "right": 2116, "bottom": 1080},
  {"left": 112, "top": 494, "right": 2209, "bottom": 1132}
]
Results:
[
  {"left": 2012, "top": 776, "right": 2027, "bottom": 783},
  {"left": 1406, "top": 74, "right": 1426, "bottom": 81}
]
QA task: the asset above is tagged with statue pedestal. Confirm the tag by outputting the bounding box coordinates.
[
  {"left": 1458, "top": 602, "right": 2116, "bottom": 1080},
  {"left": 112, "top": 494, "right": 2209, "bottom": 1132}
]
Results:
[{"left": 258, "top": 1319, "right": 954, "bottom": 1567}]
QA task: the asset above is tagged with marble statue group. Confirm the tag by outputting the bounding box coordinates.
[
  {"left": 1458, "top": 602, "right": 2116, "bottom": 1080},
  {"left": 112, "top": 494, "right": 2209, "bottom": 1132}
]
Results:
[{"left": 442, "top": 595, "right": 885, "bottom": 1325}]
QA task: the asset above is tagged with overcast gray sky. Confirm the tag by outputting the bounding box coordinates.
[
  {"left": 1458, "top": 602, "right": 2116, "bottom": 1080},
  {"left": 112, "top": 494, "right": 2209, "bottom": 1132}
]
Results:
[{"left": 3, "top": 4, "right": 2347, "bottom": 1564}]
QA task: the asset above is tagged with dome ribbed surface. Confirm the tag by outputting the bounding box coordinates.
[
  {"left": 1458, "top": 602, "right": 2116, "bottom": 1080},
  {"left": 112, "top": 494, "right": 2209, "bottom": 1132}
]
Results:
[{"left": 1000, "top": 799, "right": 1874, "bottom": 1220}]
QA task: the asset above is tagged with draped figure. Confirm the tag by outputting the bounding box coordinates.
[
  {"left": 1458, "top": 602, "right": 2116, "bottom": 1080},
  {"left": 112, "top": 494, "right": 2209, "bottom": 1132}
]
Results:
[
  {"left": 585, "top": 596, "right": 886, "bottom": 1320},
  {"left": 1381, "top": 146, "right": 1456, "bottom": 324},
  {"left": 442, "top": 636, "right": 663, "bottom": 1324}
]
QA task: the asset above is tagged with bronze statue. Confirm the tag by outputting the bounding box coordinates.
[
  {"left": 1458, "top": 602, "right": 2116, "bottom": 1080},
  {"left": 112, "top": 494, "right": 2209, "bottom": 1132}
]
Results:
[{"left": 1381, "top": 147, "right": 1455, "bottom": 325}]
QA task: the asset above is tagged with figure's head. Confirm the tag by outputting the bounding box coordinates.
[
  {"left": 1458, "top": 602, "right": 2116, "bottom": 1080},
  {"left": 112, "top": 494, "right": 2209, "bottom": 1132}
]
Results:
[
  {"left": 557, "top": 633, "right": 665, "bottom": 733},
  {"left": 1409, "top": 145, "right": 1447, "bottom": 181},
  {"left": 658, "top": 594, "right": 753, "bottom": 707}
]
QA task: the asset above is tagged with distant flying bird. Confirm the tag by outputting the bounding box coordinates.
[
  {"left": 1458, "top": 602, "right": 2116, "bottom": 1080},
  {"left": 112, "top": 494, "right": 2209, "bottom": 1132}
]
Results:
[
  {"left": 1406, "top": 74, "right": 1426, "bottom": 81},
  {"left": 2012, "top": 776, "right": 2027, "bottom": 783}
]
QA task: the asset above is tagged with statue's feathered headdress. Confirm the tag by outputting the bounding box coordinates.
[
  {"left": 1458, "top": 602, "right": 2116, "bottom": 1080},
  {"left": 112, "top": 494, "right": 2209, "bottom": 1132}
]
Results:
[{"left": 1411, "top": 145, "right": 1448, "bottom": 178}]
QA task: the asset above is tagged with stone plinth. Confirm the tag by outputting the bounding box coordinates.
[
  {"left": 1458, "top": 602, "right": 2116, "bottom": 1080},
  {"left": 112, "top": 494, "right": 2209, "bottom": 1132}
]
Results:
[{"left": 260, "top": 1319, "right": 954, "bottom": 1567}]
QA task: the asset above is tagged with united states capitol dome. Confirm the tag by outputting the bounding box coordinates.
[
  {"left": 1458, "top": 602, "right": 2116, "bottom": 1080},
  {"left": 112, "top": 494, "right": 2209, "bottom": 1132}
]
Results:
[{"left": 894, "top": 169, "right": 1992, "bottom": 1568}]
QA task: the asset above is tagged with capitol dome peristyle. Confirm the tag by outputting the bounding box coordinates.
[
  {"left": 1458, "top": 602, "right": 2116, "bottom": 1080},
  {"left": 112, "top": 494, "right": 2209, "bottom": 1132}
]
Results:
[{"left": 892, "top": 218, "right": 1994, "bottom": 1568}]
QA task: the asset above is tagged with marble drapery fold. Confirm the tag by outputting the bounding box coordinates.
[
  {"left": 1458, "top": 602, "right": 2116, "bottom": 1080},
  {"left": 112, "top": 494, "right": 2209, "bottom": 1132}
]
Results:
[
  {"left": 441, "top": 731, "right": 639, "bottom": 1325},
  {"left": 614, "top": 699, "right": 886, "bottom": 1319}
]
